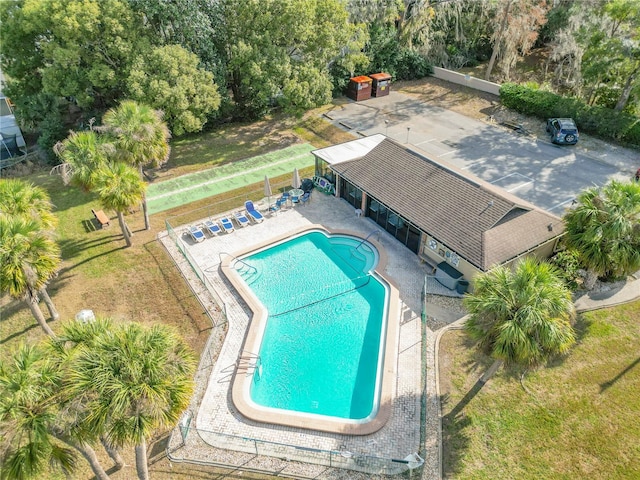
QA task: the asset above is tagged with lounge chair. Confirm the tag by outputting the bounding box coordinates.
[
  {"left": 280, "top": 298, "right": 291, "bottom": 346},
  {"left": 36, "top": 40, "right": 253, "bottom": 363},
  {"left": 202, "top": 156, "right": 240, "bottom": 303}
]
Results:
[
  {"left": 234, "top": 211, "right": 250, "bottom": 227},
  {"left": 220, "top": 217, "right": 235, "bottom": 233},
  {"left": 244, "top": 201, "right": 264, "bottom": 223},
  {"left": 204, "top": 219, "right": 221, "bottom": 236},
  {"left": 300, "top": 191, "right": 310, "bottom": 206},
  {"left": 313, "top": 176, "right": 335, "bottom": 195},
  {"left": 187, "top": 225, "right": 205, "bottom": 243}
]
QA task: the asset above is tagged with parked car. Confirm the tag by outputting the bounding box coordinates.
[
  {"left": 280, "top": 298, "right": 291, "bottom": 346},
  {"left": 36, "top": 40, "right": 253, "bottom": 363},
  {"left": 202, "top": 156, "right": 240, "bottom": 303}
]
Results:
[{"left": 546, "top": 118, "right": 579, "bottom": 145}]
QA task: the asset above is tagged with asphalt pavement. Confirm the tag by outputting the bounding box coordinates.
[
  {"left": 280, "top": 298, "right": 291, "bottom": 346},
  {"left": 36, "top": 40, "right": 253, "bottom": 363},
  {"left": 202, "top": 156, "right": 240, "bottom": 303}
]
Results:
[{"left": 326, "top": 91, "right": 638, "bottom": 215}]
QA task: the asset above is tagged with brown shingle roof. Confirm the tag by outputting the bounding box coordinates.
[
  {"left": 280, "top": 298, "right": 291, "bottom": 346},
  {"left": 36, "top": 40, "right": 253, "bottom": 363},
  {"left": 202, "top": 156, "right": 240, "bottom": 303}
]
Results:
[{"left": 329, "top": 138, "right": 563, "bottom": 270}]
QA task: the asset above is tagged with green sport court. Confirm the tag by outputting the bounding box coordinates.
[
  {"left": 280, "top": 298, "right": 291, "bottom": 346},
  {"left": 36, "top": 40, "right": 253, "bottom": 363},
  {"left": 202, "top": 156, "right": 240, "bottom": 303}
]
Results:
[{"left": 147, "top": 143, "right": 316, "bottom": 214}]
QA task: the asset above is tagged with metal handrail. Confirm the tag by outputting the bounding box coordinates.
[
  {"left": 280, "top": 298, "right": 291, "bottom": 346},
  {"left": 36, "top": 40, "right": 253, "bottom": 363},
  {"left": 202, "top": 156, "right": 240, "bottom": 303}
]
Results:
[
  {"left": 218, "top": 252, "right": 257, "bottom": 274},
  {"left": 354, "top": 230, "right": 380, "bottom": 252}
]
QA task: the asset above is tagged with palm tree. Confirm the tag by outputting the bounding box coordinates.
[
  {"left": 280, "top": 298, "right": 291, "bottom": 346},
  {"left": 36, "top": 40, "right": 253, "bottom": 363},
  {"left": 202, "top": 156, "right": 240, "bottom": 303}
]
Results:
[
  {"left": 0, "top": 344, "right": 111, "bottom": 480},
  {"left": 563, "top": 179, "right": 640, "bottom": 289},
  {"left": 94, "top": 162, "right": 146, "bottom": 247},
  {"left": 53, "top": 130, "right": 110, "bottom": 192},
  {"left": 464, "top": 257, "right": 576, "bottom": 383},
  {"left": 66, "top": 321, "right": 196, "bottom": 480},
  {"left": 0, "top": 179, "right": 60, "bottom": 320},
  {"left": 0, "top": 216, "right": 61, "bottom": 337},
  {"left": 0, "top": 179, "right": 58, "bottom": 232},
  {"left": 102, "top": 100, "right": 171, "bottom": 230},
  {"left": 47, "top": 318, "right": 125, "bottom": 471}
]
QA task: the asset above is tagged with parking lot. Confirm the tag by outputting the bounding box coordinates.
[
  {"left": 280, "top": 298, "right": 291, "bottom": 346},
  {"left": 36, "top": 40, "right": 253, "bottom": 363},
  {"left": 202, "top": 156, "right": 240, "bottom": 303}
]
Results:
[{"left": 326, "top": 91, "right": 637, "bottom": 214}]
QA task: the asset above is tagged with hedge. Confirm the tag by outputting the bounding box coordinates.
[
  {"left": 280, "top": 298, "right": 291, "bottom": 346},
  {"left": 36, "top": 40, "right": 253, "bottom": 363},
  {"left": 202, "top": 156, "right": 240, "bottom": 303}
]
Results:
[{"left": 499, "top": 83, "right": 640, "bottom": 147}]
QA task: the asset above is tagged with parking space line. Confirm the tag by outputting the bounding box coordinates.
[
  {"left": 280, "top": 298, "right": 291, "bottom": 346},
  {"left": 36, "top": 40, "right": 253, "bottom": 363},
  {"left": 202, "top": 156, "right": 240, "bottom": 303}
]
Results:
[
  {"left": 548, "top": 197, "right": 576, "bottom": 213},
  {"left": 460, "top": 159, "right": 487, "bottom": 170},
  {"left": 491, "top": 173, "right": 521, "bottom": 184},
  {"left": 414, "top": 138, "right": 437, "bottom": 146},
  {"left": 439, "top": 150, "right": 456, "bottom": 157},
  {"left": 507, "top": 181, "right": 533, "bottom": 192}
]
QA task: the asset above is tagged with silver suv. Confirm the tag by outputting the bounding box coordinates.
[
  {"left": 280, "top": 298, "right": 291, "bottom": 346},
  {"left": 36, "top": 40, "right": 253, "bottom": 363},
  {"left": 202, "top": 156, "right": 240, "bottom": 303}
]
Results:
[{"left": 546, "top": 118, "right": 579, "bottom": 145}]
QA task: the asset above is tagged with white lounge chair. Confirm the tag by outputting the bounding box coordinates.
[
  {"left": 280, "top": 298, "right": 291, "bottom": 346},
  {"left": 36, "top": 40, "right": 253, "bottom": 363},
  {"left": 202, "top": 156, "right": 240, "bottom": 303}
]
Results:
[
  {"left": 234, "top": 211, "right": 250, "bottom": 227},
  {"left": 244, "top": 201, "right": 264, "bottom": 223},
  {"left": 187, "top": 225, "right": 205, "bottom": 243},
  {"left": 219, "top": 217, "right": 235, "bottom": 233},
  {"left": 204, "top": 220, "right": 221, "bottom": 236}
]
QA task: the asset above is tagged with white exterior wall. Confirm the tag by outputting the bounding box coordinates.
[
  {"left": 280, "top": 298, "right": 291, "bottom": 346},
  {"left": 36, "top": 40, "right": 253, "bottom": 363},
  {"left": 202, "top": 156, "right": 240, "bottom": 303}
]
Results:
[{"left": 431, "top": 67, "right": 501, "bottom": 96}]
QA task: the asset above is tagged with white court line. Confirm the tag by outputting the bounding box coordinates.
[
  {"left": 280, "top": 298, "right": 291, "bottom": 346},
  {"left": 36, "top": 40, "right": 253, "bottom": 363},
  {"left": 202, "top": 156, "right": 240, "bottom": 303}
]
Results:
[
  {"left": 548, "top": 197, "right": 576, "bottom": 212},
  {"left": 147, "top": 152, "right": 311, "bottom": 201}
]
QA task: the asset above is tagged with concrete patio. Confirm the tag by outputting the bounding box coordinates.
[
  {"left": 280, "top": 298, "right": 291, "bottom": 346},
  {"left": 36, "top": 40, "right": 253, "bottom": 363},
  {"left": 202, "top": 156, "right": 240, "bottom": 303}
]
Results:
[{"left": 160, "top": 192, "right": 466, "bottom": 479}]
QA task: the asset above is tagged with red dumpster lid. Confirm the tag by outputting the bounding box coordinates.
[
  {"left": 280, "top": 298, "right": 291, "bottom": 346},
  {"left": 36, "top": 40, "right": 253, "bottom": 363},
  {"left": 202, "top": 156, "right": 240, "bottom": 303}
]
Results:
[
  {"left": 350, "top": 75, "right": 372, "bottom": 83},
  {"left": 369, "top": 72, "right": 391, "bottom": 80}
]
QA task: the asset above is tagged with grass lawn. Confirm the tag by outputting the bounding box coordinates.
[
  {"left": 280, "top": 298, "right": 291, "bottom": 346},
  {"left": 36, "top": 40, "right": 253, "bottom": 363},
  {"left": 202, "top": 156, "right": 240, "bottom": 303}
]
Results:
[
  {"left": 3, "top": 81, "right": 637, "bottom": 479},
  {"left": 0, "top": 110, "right": 354, "bottom": 480},
  {"left": 440, "top": 300, "right": 640, "bottom": 479}
]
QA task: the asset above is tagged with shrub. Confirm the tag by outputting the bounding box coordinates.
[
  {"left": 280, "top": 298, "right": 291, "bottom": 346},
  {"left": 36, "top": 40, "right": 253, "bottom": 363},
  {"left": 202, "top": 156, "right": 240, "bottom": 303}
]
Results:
[
  {"left": 500, "top": 83, "right": 640, "bottom": 147},
  {"left": 550, "top": 248, "right": 582, "bottom": 291},
  {"left": 395, "top": 49, "right": 433, "bottom": 80},
  {"left": 36, "top": 110, "right": 67, "bottom": 164}
]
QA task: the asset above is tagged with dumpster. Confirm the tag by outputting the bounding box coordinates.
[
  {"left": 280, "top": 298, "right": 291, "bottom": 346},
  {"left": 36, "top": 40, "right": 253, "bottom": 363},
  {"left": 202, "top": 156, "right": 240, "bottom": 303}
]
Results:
[
  {"left": 347, "top": 76, "right": 373, "bottom": 101},
  {"left": 370, "top": 72, "right": 392, "bottom": 97}
]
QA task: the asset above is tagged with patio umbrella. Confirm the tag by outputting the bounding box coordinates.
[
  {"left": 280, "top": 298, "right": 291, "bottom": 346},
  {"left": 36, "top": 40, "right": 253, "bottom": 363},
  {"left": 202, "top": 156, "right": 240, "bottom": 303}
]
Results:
[
  {"left": 264, "top": 175, "right": 273, "bottom": 206},
  {"left": 292, "top": 168, "right": 301, "bottom": 189}
]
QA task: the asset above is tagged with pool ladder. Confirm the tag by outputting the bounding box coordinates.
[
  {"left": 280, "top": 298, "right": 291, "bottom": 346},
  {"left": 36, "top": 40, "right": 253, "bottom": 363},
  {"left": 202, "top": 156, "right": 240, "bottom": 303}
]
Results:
[{"left": 236, "top": 351, "right": 262, "bottom": 378}]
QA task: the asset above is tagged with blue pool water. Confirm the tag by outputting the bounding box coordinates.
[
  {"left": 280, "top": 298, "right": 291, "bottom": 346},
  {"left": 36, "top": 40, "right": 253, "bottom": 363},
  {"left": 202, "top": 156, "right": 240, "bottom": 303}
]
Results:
[{"left": 237, "top": 231, "right": 388, "bottom": 420}]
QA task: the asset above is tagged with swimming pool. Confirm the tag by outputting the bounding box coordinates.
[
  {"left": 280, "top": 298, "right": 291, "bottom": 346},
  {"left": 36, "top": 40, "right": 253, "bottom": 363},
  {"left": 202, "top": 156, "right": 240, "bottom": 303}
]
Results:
[{"left": 223, "top": 227, "right": 399, "bottom": 435}]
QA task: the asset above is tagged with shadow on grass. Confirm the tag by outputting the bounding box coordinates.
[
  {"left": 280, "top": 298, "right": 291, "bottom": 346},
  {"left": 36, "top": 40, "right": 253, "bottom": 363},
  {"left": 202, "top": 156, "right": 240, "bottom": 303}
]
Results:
[
  {"left": 57, "top": 244, "right": 127, "bottom": 274},
  {"left": 441, "top": 399, "right": 472, "bottom": 479},
  {"left": 142, "top": 239, "right": 216, "bottom": 337},
  {"left": 0, "top": 321, "right": 39, "bottom": 345},
  {"left": 600, "top": 356, "right": 640, "bottom": 392}
]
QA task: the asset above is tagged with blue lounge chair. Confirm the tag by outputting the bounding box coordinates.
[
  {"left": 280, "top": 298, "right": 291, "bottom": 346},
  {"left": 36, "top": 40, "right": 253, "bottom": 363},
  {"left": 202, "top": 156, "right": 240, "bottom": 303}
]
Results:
[
  {"left": 204, "top": 219, "right": 221, "bottom": 236},
  {"left": 187, "top": 225, "right": 205, "bottom": 243},
  {"left": 234, "top": 211, "right": 250, "bottom": 227},
  {"left": 300, "top": 191, "right": 310, "bottom": 206},
  {"left": 220, "top": 217, "right": 235, "bottom": 233},
  {"left": 244, "top": 201, "right": 264, "bottom": 223}
]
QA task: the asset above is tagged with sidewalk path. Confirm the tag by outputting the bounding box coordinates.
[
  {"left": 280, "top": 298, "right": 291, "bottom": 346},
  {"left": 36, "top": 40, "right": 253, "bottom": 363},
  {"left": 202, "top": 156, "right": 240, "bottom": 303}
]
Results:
[{"left": 574, "top": 274, "right": 640, "bottom": 313}]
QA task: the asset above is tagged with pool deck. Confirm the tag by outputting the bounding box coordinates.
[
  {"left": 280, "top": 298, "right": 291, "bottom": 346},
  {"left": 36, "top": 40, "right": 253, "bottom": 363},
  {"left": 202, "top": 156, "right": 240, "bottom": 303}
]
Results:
[{"left": 160, "top": 192, "right": 467, "bottom": 479}]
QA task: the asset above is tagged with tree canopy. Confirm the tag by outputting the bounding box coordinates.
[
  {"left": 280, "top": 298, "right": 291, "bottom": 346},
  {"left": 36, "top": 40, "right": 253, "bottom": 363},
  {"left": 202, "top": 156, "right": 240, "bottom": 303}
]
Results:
[
  {"left": 464, "top": 257, "right": 576, "bottom": 375},
  {"left": 2, "top": 0, "right": 639, "bottom": 143},
  {"left": 563, "top": 179, "right": 640, "bottom": 288},
  {"left": 127, "top": 45, "right": 221, "bottom": 135}
]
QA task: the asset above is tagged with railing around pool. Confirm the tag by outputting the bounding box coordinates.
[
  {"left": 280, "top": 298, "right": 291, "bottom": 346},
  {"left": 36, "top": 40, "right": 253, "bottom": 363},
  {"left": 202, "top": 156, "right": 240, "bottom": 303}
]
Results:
[{"left": 168, "top": 423, "right": 424, "bottom": 478}]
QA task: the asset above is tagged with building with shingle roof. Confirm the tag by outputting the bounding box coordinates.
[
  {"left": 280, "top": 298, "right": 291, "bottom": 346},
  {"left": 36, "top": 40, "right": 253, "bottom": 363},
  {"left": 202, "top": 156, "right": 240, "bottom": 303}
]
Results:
[{"left": 312, "top": 134, "right": 564, "bottom": 288}]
